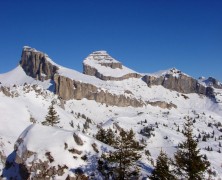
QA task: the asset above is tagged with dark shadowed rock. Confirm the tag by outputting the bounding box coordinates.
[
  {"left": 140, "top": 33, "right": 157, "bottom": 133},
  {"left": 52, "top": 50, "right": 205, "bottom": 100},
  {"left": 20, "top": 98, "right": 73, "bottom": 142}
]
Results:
[
  {"left": 73, "top": 133, "right": 84, "bottom": 146},
  {"left": 203, "top": 77, "right": 222, "bottom": 89}
]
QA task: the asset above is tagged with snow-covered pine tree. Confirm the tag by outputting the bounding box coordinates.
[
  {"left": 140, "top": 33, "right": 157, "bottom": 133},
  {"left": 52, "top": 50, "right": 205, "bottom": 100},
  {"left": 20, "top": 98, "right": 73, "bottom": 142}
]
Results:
[
  {"left": 42, "top": 102, "right": 60, "bottom": 126},
  {"left": 174, "top": 117, "right": 210, "bottom": 179},
  {"left": 149, "top": 149, "right": 176, "bottom": 180}
]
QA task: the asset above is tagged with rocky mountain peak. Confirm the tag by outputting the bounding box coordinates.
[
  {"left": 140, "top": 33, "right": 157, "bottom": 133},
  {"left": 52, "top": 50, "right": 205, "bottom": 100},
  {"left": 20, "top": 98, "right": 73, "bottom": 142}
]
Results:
[
  {"left": 85, "top": 50, "right": 123, "bottom": 69},
  {"left": 83, "top": 51, "right": 142, "bottom": 80},
  {"left": 20, "top": 46, "right": 58, "bottom": 81},
  {"left": 16, "top": 46, "right": 217, "bottom": 102},
  {"left": 199, "top": 76, "right": 222, "bottom": 89}
]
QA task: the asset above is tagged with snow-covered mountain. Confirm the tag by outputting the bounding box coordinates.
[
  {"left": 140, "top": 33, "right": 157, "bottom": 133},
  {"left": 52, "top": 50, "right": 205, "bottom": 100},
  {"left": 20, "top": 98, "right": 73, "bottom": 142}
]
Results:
[{"left": 0, "top": 46, "right": 222, "bottom": 179}]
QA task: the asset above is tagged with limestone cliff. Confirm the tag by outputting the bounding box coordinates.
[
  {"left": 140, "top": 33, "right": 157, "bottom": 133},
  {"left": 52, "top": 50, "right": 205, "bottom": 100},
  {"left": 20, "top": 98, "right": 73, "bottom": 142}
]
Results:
[
  {"left": 20, "top": 46, "right": 58, "bottom": 81},
  {"left": 54, "top": 74, "right": 144, "bottom": 107},
  {"left": 18, "top": 47, "right": 217, "bottom": 107},
  {"left": 143, "top": 68, "right": 208, "bottom": 95},
  {"left": 83, "top": 51, "right": 142, "bottom": 81}
]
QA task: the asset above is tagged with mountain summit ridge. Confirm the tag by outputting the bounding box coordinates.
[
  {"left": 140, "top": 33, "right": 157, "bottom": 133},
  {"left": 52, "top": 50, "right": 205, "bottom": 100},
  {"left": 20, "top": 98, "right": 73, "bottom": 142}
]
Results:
[{"left": 17, "top": 46, "right": 219, "bottom": 100}]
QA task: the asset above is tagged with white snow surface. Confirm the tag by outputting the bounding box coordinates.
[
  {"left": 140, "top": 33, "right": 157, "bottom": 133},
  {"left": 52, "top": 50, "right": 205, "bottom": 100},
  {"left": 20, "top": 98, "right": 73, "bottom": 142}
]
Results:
[{"left": 0, "top": 65, "right": 53, "bottom": 89}]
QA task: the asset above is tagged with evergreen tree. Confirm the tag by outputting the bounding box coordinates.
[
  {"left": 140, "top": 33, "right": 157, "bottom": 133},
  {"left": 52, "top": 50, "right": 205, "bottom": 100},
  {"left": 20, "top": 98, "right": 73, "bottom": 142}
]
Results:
[
  {"left": 106, "top": 128, "right": 115, "bottom": 145},
  {"left": 150, "top": 149, "right": 176, "bottom": 180},
  {"left": 42, "top": 102, "right": 60, "bottom": 126},
  {"left": 95, "top": 128, "right": 115, "bottom": 146},
  {"left": 102, "top": 129, "right": 143, "bottom": 180},
  {"left": 95, "top": 128, "right": 107, "bottom": 143},
  {"left": 174, "top": 117, "right": 210, "bottom": 179}
]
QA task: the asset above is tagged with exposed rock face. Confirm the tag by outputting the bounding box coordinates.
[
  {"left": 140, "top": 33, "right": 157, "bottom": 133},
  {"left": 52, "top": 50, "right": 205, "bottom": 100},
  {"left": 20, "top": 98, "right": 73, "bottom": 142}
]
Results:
[
  {"left": 73, "top": 133, "right": 84, "bottom": 146},
  {"left": 205, "top": 77, "right": 222, "bottom": 89},
  {"left": 143, "top": 68, "right": 207, "bottom": 95},
  {"left": 54, "top": 75, "right": 144, "bottom": 107},
  {"left": 83, "top": 51, "right": 142, "bottom": 81},
  {"left": 0, "top": 86, "right": 12, "bottom": 97},
  {"left": 83, "top": 64, "right": 142, "bottom": 81},
  {"left": 15, "top": 149, "right": 68, "bottom": 180},
  {"left": 19, "top": 47, "right": 216, "bottom": 107},
  {"left": 54, "top": 75, "right": 75, "bottom": 100},
  {"left": 147, "top": 101, "right": 177, "bottom": 109},
  {"left": 19, "top": 46, "right": 58, "bottom": 81}
]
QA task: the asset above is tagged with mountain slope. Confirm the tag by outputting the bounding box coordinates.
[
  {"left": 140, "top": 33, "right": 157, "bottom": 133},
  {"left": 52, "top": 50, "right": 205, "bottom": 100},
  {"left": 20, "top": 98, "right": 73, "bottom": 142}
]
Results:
[{"left": 0, "top": 47, "right": 222, "bottom": 179}]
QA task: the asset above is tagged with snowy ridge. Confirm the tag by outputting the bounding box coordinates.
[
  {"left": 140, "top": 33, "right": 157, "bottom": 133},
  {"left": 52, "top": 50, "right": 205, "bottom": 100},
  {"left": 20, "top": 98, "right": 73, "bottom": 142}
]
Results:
[
  {"left": 0, "top": 66, "right": 53, "bottom": 89},
  {"left": 145, "top": 68, "right": 190, "bottom": 78}
]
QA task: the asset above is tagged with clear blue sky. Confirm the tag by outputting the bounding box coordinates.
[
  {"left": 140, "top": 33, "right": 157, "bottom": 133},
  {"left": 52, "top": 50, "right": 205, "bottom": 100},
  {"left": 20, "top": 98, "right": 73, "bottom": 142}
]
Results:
[{"left": 0, "top": 0, "right": 221, "bottom": 80}]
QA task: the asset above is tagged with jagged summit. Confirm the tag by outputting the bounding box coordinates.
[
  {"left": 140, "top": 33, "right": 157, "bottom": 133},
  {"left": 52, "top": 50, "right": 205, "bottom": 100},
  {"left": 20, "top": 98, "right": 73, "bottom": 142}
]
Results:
[
  {"left": 146, "top": 68, "right": 190, "bottom": 78},
  {"left": 23, "top": 46, "right": 38, "bottom": 52},
  {"left": 199, "top": 76, "right": 222, "bottom": 89},
  {"left": 20, "top": 46, "right": 59, "bottom": 81},
  {"left": 83, "top": 50, "right": 142, "bottom": 80},
  {"left": 87, "top": 50, "right": 120, "bottom": 64}
]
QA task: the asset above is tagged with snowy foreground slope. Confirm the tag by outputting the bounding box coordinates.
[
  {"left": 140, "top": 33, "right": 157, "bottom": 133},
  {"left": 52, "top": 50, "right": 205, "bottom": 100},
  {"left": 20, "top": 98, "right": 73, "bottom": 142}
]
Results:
[{"left": 0, "top": 47, "right": 222, "bottom": 179}]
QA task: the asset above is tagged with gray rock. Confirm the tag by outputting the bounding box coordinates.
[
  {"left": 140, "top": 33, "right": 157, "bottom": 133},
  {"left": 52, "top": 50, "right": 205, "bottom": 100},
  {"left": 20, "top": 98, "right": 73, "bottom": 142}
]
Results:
[
  {"left": 0, "top": 86, "right": 12, "bottom": 97},
  {"left": 147, "top": 101, "right": 177, "bottom": 109},
  {"left": 143, "top": 71, "right": 208, "bottom": 95},
  {"left": 205, "top": 77, "right": 222, "bottom": 89},
  {"left": 54, "top": 75, "right": 145, "bottom": 107},
  {"left": 20, "top": 47, "right": 58, "bottom": 81},
  {"left": 73, "top": 133, "right": 84, "bottom": 146},
  {"left": 19, "top": 47, "right": 216, "bottom": 106},
  {"left": 83, "top": 64, "right": 142, "bottom": 81}
]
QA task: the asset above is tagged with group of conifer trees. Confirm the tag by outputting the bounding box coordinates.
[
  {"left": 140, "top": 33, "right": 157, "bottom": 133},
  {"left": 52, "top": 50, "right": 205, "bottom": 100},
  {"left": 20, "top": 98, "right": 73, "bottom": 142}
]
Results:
[
  {"left": 96, "top": 128, "right": 144, "bottom": 179},
  {"left": 96, "top": 117, "right": 210, "bottom": 180},
  {"left": 150, "top": 117, "right": 210, "bottom": 180}
]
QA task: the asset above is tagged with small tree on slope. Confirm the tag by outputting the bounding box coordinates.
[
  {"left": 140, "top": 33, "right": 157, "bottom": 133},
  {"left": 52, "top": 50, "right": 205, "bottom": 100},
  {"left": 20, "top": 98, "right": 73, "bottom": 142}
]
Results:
[
  {"left": 150, "top": 149, "right": 176, "bottom": 180},
  {"left": 42, "top": 102, "right": 60, "bottom": 126},
  {"left": 174, "top": 117, "right": 210, "bottom": 179},
  {"left": 101, "top": 129, "right": 143, "bottom": 180}
]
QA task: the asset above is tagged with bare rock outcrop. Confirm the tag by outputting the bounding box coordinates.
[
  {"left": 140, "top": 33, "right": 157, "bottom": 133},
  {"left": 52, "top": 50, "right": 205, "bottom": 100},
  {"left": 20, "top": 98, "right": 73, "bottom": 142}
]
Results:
[
  {"left": 54, "top": 74, "right": 144, "bottom": 107},
  {"left": 203, "top": 77, "right": 222, "bottom": 89},
  {"left": 83, "top": 51, "right": 142, "bottom": 81},
  {"left": 143, "top": 68, "right": 207, "bottom": 95},
  {"left": 15, "top": 151, "right": 68, "bottom": 179},
  {"left": 19, "top": 46, "right": 58, "bottom": 81},
  {"left": 147, "top": 101, "right": 177, "bottom": 109},
  {"left": 83, "top": 64, "right": 142, "bottom": 81},
  {"left": 19, "top": 47, "right": 216, "bottom": 106},
  {"left": 0, "top": 86, "right": 12, "bottom": 97}
]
